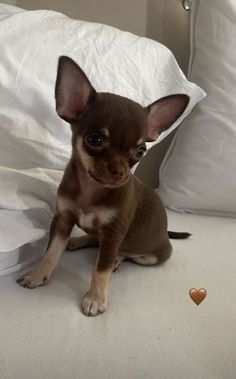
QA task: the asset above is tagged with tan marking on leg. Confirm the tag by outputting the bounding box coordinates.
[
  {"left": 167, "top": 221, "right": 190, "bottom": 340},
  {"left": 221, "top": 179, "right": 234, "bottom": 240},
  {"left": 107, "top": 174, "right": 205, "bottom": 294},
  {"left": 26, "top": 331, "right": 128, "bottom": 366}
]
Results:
[
  {"left": 17, "top": 235, "right": 68, "bottom": 289},
  {"left": 129, "top": 255, "right": 159, "bottom": 266},
  {"left": 57, "top": 195, "right": 75, "bottom": 213},
  {"left": 81, "top": 268, "right": 111, "bottom": 316},
  {"left": 67, "top": 235, "right": 98, "bottom": 250}
]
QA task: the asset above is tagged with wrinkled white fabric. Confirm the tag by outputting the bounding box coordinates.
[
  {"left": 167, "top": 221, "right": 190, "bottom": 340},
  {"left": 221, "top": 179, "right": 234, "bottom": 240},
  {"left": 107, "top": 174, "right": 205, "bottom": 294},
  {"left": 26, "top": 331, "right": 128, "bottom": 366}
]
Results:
[{"left": 0, "top": 4, "right": 205, "bottom": 259}]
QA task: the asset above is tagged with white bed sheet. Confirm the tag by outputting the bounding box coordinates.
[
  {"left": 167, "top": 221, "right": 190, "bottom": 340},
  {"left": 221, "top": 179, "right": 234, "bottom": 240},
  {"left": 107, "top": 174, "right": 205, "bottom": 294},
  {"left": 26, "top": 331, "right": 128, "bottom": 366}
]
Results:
[{"left": 0, "top": 210, "right": 235, "bottom": 379}]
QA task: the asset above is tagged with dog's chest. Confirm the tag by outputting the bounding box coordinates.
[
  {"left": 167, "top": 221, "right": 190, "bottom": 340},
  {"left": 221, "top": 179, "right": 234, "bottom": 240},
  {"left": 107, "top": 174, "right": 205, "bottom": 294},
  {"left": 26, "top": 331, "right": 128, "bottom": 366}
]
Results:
[
  {"left": 57, "top": 196, "right": 117, "bottom": 230},
  {"left": 78, "top": 207, "right": 117, "bottom": 230}
]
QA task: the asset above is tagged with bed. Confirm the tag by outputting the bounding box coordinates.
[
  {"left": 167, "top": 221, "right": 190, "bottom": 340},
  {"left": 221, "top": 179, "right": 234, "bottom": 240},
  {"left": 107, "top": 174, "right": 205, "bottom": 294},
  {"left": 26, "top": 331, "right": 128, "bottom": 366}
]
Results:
[{"left": 0, "top": 1, "right": 236, "bottom": 379}]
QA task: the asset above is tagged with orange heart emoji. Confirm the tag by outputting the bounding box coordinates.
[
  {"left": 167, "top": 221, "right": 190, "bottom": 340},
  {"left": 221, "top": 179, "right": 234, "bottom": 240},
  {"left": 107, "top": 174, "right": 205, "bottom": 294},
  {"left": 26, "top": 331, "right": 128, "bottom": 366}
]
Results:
[{"left": 189, "top": 288, "right": 207, "bottom": 305}]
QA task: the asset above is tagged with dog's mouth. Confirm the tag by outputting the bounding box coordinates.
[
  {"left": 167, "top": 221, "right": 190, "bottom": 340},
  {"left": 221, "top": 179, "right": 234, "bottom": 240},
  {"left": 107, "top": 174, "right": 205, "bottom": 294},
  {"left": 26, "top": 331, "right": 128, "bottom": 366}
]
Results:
[{"left": 88, "top": 170, "right": 130, "bottom": 188}]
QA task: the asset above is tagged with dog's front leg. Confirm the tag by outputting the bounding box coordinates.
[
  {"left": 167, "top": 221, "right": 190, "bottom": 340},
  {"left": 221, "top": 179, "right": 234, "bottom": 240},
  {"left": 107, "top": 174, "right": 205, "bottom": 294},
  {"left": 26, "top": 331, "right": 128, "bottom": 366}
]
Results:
[
  {"left": 81, "top": 234, "right": 122, "bottom": 317},
  {"left": 17, "top": 210, "right": 76, "bottom": 289}
]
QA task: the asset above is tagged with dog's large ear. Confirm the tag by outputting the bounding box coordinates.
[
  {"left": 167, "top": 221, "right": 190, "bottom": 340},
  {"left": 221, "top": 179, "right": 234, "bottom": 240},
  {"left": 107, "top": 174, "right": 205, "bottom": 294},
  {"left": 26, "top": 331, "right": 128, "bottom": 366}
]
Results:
[
  {"left": 146, "top": 94, "right": 189, "bottom": 141},
  {"left": 55, "top": 56, "right": 96, "bottom": 122}
]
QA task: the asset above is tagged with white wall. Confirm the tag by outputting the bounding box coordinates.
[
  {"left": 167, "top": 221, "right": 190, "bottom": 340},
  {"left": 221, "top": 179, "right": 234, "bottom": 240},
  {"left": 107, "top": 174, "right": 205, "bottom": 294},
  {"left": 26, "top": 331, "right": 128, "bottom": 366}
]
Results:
[
  {"left": 17, "top": 0, "right": 148, "bottom": 35},
  {"left": 14, "top": 0, "right": 190, "bottom": 73},
  {"left": 146, "top": 0, "right": 190, "bottom": 74},
  {"left": 1, "top": 0, "right": 16, "bottom": 4}
]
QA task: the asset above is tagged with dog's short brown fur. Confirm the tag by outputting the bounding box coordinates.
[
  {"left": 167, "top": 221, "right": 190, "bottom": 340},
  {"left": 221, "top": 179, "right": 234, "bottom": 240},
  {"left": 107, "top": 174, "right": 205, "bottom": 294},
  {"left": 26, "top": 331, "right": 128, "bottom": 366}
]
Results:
[{"left": 17, "top": 56, "right": 190, "bottom": 316}]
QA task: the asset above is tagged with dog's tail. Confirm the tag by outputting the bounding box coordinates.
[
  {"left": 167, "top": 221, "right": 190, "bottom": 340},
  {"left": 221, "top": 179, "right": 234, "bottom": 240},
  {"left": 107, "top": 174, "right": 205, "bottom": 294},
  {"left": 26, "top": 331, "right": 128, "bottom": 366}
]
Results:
[{"left": 168, "top": 231, "right": 191, "bottom": 239}]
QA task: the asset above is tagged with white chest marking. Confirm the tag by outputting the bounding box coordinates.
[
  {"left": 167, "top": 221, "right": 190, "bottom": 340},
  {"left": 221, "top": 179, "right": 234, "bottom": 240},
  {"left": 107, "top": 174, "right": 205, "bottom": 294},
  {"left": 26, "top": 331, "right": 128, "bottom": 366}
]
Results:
[
  {"left": 79, "top": 211, "right": 95, "bottom": 229},
  {"left": 79, "top": 207, "right": 117, "bottom": 229},
  {"left": 57, "top": 196, "right": 117, "bottom": 229},
  {"left": 94, "top": 207, "right": 117, "bottom": 225}
]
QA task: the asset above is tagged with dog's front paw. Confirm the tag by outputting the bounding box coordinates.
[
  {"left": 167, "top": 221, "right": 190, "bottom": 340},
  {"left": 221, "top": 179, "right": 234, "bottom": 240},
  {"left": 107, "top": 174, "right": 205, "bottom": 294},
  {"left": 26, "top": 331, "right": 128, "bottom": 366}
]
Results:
[
  {"left": 81, "top": 294, "right": 107, "bottom": 317},
  {"left": 16, "top": 270, "right": 49, "bottom": 289}
]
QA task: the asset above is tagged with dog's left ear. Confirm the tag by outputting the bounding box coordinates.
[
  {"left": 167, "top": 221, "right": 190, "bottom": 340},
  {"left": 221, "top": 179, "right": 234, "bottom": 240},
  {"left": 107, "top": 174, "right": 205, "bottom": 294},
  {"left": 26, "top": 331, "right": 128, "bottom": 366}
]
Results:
[{"left": 146, "top": 94, "right": 189, "bottom": 141}]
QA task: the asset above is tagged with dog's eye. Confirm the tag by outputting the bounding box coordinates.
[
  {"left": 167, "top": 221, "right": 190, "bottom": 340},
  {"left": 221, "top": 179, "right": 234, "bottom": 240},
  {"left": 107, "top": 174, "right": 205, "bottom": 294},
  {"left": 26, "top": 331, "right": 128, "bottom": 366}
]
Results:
[
  {"left": 136, "top": 145, "right": 147, "bottom": 158},
  {"left": 85, "top": 133, "right": 103, "bottom": 147}
]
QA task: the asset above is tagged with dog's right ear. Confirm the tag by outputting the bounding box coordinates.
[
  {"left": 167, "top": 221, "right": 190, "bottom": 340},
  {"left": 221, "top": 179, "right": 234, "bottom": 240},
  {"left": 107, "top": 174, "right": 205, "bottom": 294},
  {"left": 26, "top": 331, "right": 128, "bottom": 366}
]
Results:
[{"left": 55, "top": 56, "right": 96, "bottom": 122}]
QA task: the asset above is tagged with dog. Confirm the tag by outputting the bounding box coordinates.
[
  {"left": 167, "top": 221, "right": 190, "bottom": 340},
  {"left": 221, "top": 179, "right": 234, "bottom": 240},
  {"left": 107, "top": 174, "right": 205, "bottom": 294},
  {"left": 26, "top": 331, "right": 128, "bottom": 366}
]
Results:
[{"left": 17, "top": 56, "right": 190, "bottom": 316}]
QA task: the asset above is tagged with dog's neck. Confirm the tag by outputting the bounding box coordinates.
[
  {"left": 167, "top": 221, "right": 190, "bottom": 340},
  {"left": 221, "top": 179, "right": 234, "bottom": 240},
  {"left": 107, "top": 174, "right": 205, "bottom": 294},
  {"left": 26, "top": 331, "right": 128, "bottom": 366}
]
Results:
[{"left": 72, "top": 156, "right": 117, "bottom": 208}]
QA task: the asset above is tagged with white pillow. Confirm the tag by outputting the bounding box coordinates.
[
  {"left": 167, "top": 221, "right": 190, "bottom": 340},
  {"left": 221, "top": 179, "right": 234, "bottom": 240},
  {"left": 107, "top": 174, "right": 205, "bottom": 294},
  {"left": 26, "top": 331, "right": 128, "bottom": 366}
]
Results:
[
  {"left": 158, "top": 0, "right": 236, "bottom": 217},
  {"left": 0, "top": 4, "right": 205, "bottom": 261}
]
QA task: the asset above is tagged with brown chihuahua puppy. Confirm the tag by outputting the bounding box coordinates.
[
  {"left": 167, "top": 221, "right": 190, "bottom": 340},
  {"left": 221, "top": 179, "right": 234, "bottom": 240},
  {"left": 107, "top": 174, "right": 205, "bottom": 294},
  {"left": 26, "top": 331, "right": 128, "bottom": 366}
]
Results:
[{"left": 17, "top": 56, "right": 190, "bottom": 316}]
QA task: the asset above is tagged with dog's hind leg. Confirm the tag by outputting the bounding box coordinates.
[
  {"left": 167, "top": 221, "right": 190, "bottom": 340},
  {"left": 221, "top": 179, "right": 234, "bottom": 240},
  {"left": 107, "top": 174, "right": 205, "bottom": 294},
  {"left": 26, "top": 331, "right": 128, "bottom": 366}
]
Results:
[{"left": 126, "top": 242, "right": 172, "bottom": 266}]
